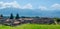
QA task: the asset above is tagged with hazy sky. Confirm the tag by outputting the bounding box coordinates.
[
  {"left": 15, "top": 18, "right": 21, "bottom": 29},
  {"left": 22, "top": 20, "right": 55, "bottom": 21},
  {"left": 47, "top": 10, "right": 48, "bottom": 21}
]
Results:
[
  {"left": 0, "top": 0, "right": 60, "bottom": 10},
  {"left": 0, "top": 0, "right": 60, "bottom": 17}
]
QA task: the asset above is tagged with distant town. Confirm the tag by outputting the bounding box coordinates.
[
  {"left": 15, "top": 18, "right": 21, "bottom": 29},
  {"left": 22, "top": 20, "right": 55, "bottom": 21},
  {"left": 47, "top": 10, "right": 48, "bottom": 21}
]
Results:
[{"left": 0, "top": 13, "right": 60, "bottom": 26}]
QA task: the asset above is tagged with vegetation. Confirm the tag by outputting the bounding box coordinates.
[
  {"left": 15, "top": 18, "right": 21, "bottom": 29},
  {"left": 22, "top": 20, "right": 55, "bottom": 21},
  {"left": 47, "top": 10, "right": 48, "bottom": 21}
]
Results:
[
  {"left": 0, "top": 14, "right": 3, "bottom": 17},
  {"left": 0, "top": 14, "right": 60, "bottom": 29},
  {"left": 15, "top": 13, "right": 20, "bottom": 19},
  {"left": 0, "top": 24, "right": 60, "bottom": 29},
  {"left": 10, "top": 13, "right": 14, "bottom": 19},
  {"left": 54, "top": 18, "right": 60, "bottom": 24}
]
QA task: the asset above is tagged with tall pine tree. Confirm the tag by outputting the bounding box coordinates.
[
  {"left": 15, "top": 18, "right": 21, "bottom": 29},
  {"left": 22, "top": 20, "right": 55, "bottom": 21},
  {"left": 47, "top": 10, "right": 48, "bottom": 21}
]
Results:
[
  {"left": 10, "top": 13, "right": 14, "bottom": 19},
  {"left": 15, "top": 13, "right": 20, "bottom": 19},
  {"left": 0, "top": 14, "right": 3, "bottom": 17}
]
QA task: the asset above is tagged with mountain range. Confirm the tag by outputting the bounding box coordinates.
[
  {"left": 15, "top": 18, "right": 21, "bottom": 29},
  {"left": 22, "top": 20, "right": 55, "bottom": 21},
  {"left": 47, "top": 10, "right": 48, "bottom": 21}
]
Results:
[{"left": 0, "top": 8, "right": 60, "bottom": 18}]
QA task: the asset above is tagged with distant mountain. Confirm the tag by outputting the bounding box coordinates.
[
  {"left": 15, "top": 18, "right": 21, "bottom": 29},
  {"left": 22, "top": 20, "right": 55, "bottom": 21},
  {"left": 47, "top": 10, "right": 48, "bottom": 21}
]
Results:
[{"left": 0, "top": 8, "right": 60, "bottom": 17}]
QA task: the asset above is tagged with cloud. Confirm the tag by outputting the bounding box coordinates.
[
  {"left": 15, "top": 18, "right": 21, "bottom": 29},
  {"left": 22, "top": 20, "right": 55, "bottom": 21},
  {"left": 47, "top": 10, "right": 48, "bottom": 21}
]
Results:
[
  {"left": 0, "top": 1, "right": 33, "bottom": 9},
  {"left": 51, "top": 3, "right": 60, "bottom": 9},
  {"left": 0, "top": 2, "right": 5, "bottom": 9},
  {"left": 39, "top": 6, "right": 47, "bottom": 10},
  {"left": 0, "top": 1, "right": 21, "bottom": 9},
  {"left": 10, "top": 1, "right": 21, "bottom": 8},
  {"left": 22, "top": 3, "right": 32, "bottom": 9}
]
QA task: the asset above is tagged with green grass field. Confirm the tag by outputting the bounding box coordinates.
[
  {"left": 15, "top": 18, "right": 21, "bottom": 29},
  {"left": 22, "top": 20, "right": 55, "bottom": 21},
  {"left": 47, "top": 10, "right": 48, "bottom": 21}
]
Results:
[{"left": 0, "top": 24, "right": 60, "bottom": 29}]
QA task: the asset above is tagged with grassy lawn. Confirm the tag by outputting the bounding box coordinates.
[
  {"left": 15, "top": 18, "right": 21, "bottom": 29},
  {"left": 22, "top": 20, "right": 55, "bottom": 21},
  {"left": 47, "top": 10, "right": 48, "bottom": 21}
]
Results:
[{"left": 0, "top": 24, "right": 60, "bottom": 29}]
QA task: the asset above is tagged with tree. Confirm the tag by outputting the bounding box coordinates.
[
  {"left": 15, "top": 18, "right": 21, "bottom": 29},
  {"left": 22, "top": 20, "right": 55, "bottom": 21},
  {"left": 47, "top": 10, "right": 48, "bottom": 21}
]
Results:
[
  {"left": 35, "top": 16, "right": 40, "bottom": 18},
  {"left": 10, "top": 13, "right": 14, "bottom": 19},
  {"left": 0, "top": 14, "right": 3, "bottom": 17},
  {"left": 54, "top": 17, "right": 60, "bottom": 24},
  {"left": 21, "top": 16, "right": 25, "bottom": 18},
  {"left": 15, "top": 13, "right": 20, "bottom": 19}
]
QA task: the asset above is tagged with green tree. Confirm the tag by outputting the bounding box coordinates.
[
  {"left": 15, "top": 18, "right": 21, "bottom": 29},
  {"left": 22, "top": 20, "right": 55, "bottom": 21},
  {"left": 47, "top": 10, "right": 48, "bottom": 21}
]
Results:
[
  {"left": 0, "top": 14, "right": 3, "bottom": 17},
  {"left": 10, "top": 13, "right": 14, "bottom": 19},
  {"left": 54, "top": 17, "right": 60, "bottom": 24},
  {"left": 15, "top": 13, "right": 20, "bottom": 19}
]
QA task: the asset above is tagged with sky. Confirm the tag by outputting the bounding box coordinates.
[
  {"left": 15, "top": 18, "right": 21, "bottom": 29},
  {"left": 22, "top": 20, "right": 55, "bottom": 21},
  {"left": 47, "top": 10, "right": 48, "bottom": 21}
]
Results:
[
  {"left": 0, "top": 0, "right": 60, "bottom": 17},
  {"left": 0, "top": 0, "right": 60, "bottom": 10}
]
